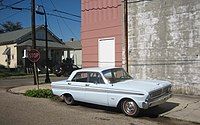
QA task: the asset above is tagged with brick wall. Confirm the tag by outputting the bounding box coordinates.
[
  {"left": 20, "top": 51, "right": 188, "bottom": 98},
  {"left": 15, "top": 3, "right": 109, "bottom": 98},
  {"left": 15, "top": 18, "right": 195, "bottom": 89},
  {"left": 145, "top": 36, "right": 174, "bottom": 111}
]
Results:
[
  {"left": 81, "top": 0, "right": 122, "bottom": 67},
  {"left": 127, "top": 0, "right": 200, "bottom": 95}
]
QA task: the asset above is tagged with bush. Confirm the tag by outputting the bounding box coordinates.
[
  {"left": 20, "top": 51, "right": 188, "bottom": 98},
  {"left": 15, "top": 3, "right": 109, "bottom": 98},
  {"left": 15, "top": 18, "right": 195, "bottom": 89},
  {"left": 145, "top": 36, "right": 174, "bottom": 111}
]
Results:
[
  {"left": 24, "top": 89, "right": 53, "bottom": 99},
  {"left": 0, "top": 73, "right": 7, "bottom": 78},
  {"left": 0, "top": 70, "right": 26, "bottom": 78}
]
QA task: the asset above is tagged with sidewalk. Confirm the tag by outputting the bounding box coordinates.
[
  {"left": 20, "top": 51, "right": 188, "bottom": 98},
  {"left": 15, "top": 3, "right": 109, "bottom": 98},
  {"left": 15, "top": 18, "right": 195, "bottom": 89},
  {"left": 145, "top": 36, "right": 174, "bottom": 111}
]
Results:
[
  {"left": 9, "top": 84, "right": 200, "bottom": 124},
  {"left": 160, "top": 95, "right": 200, "bottom": 123},
  {"left": 9, "top": 84, "right": 51, "bottom": 94}
]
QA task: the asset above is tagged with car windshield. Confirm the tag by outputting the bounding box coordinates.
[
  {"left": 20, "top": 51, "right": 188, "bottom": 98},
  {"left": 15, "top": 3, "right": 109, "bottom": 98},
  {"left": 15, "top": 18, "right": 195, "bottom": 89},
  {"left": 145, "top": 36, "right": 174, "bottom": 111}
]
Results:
[{"left": 102, "top": 68, "right": 132, "bottom": 83}]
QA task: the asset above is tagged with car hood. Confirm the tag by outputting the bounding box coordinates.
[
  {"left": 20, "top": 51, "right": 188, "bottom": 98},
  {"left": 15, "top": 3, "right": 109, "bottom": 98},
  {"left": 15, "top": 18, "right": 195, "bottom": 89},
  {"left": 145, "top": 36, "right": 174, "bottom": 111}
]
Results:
[{"left": 112, "top": 79, "right": 171, "bottom": 93}]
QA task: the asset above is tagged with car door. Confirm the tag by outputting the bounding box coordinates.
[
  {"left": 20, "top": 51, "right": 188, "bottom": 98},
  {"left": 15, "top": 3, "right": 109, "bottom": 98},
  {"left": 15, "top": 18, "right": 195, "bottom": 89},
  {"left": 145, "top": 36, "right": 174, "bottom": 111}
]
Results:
[
  {"left": 84, "top": 72, "right": 108, "bottom": 106},
  {"left": 68, "top": 72, "right": 88, "bottom": 102}
]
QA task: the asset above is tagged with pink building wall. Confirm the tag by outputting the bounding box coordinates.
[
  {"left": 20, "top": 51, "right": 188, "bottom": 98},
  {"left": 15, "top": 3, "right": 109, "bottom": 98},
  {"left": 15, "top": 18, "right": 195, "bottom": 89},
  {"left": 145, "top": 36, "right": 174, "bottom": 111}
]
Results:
[{"left": 81, "top": 0, "right": 122, "bottom": 67}]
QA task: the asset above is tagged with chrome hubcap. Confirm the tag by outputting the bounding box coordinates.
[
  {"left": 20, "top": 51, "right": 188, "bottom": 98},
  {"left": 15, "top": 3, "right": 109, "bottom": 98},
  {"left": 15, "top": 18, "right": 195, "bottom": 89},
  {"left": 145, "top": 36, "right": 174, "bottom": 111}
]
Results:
[
  {"left": 123, "top": 101, "right": 136, "bottom": 115},
  {"left": 66, "top": 97, "right": 72, "bottom": 103}
]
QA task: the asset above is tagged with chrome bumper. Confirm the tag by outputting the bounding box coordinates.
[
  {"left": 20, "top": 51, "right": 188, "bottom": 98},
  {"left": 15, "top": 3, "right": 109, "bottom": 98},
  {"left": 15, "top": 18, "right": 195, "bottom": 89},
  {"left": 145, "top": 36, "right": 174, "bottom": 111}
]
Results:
[{"left": 142, "top": 93, "right": 172, "bottom": 109}]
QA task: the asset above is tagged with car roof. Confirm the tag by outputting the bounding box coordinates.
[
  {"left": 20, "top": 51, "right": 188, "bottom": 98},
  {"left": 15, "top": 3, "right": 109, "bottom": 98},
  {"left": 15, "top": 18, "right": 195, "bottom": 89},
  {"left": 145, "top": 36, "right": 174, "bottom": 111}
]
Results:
[
  {"left": 74, "top": 67, "right": 122, "bottom": 73},
  {"left": 68, "top": 67, "right": 125, "bottom": 80}
]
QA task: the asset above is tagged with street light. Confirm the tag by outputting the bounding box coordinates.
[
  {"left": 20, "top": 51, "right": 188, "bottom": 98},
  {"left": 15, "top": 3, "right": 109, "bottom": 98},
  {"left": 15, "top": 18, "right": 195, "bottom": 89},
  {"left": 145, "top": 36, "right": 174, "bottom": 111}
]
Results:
[{"left": 36, "top": 5, "right": 51, "bottom": 83}]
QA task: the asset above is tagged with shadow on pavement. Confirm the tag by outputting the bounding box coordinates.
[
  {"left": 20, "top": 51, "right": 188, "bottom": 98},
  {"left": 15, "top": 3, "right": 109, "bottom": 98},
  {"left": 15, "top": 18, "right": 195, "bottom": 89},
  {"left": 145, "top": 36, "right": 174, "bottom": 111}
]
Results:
[
  {"left": 73, "top": 101, "right": 121, "bottom": 114},
  {"left": 68, "top": 101, "right": 179, "bottom": 118},
  {"left": 139, "top": 102, "right": 179, "bottom": 118}
]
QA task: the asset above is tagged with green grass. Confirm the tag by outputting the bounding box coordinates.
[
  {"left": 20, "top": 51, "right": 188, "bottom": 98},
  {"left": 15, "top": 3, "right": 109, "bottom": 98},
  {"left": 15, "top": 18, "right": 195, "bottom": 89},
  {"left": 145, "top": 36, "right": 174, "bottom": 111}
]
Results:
[{"left": 24, "top": 89, "right": 53, "bottom": 99}]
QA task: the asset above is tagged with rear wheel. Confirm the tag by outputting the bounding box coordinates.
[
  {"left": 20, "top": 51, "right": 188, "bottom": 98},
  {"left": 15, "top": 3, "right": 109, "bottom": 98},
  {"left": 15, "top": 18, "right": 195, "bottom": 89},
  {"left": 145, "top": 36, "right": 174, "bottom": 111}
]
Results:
[
  {"left": 63, "top": 94, "right": 74, "bottom": 105},
  {"left": 121, "top": 99, "right": 139, "bottom": 117}
]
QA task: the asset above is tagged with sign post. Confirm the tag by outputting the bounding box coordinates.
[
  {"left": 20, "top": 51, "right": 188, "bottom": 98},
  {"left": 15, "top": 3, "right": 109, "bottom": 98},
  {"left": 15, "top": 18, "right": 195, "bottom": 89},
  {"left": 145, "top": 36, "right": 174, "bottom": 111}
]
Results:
[{"left": 28, "top": 49, "right": 40, "bottom": 89}]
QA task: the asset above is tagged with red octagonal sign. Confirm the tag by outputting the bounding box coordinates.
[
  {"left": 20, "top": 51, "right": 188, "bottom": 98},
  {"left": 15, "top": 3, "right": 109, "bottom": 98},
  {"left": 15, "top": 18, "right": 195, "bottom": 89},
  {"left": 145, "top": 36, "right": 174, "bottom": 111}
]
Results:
[{"left": 28, "top": 49, "right": 40, "bottom": 63}]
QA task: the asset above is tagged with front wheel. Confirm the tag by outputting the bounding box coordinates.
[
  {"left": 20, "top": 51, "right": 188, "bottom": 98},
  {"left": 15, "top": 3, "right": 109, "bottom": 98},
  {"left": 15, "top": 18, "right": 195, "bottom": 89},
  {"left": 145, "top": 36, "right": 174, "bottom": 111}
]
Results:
[
  {"left": 63, "top": 94, "right": 75, "bottom": 105},
  {"left": 121, "top": 99, "right": 140, "bottom": 117}
]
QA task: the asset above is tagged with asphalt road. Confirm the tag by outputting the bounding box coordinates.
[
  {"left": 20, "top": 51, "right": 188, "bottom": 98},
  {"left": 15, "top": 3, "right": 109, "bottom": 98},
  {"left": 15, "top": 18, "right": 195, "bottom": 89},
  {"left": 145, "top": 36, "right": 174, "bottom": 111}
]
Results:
[
  {"left": 0, "top": 76, "right": 199, "bottom": 125},
  {"left": 0, "top": 76, "right": 66, "bottom": 89}
]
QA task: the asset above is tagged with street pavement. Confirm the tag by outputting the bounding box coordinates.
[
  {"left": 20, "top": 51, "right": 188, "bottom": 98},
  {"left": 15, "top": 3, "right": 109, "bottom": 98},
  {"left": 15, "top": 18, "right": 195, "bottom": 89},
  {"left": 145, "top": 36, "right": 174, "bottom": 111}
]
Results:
[{"left": 8, "top": 84, "right": 200, "bottom": 124}]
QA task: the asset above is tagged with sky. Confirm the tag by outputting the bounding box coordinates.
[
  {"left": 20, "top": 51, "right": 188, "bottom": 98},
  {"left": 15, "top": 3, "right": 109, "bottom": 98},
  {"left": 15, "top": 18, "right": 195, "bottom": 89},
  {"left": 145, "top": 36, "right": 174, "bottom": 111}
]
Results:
[{"left": 0, "top": 0, "right": 81, "bottom": 42}]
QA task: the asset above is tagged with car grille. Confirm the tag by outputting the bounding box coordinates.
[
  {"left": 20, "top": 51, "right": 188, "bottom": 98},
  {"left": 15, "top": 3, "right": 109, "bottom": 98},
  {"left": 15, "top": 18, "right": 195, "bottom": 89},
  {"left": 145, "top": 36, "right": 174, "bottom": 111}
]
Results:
[{"left": 150, "top": 85, "right": 171, "bottom": 99}]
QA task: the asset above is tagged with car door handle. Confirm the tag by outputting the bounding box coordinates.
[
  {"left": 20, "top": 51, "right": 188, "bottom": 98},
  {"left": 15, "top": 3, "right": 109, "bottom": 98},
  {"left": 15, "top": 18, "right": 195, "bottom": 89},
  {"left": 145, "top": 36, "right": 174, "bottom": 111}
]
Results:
[
  {"left": 85, "top": 84, "right": 90, "bottom": 86},
  {"left": 68, "top": 83, "right": 71, "bottom": 85}
]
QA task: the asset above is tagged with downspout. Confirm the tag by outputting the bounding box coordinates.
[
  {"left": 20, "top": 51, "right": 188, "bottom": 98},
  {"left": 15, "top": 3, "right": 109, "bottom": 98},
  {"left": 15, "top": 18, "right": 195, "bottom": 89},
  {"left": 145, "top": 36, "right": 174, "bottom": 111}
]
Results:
[{"left": 124, "top": 0, "right": 128, "bottom": 72}]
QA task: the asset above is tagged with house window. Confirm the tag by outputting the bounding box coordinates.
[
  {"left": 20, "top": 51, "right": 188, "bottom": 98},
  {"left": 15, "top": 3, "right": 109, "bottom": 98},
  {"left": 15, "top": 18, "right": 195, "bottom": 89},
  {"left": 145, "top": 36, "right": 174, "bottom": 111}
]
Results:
[
  {"left": 2, "top": 47, "right": 11, "bottom": 63},
  {"left": 12, "top": 54, "right": 14, "bottom": 60},
  {"left": 2, "top": 47, "right": 11, "bottom": 55}
]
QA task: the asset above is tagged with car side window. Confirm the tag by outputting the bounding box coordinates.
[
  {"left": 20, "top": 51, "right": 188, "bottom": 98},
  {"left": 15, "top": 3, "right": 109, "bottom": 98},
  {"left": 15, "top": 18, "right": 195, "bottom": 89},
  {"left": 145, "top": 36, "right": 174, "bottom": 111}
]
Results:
[
  {"left": 89, "top": 72, "right": 105, "bottom": 84},
  {"left": 102, "top": 70, "right": 113, "bottom": 83},
  {"left": 72, "top": 72, "right": 88, "bottom": 82},
  {"left": 114, "top": 70, "right": 123, "bottom": 78}
]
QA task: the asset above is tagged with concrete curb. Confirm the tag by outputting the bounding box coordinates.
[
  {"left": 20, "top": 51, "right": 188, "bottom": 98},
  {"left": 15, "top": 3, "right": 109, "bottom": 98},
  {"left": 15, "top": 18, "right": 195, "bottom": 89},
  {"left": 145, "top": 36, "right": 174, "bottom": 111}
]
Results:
[{"left": 9, "top": 84, "right": 51, "bottom": 94}]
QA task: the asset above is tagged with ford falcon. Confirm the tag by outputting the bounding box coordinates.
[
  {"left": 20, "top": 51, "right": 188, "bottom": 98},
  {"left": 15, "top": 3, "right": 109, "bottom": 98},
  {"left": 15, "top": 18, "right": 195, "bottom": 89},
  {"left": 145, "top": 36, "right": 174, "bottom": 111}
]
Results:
[{"left": 51, "top": 67, "right": 172, "bottom": 116}]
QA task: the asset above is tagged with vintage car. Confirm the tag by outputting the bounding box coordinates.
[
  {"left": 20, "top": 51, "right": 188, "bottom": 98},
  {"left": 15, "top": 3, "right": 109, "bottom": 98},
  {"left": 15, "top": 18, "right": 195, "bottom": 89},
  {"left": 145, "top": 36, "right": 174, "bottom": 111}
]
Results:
[{"left": 51, "top": 67, "right": 172, "bottom": 117}]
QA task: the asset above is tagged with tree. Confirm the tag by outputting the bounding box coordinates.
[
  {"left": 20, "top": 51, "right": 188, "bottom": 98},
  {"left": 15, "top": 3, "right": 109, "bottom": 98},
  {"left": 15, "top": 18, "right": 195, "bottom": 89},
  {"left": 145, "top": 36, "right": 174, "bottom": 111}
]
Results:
[{"left": 0, "top": 21, "right": 23, "bottom": 33}]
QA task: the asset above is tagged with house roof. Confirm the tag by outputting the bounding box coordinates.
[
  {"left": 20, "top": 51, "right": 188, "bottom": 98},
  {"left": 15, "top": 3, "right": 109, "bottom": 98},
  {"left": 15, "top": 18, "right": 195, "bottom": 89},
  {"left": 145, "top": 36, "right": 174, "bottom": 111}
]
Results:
[
  {"left": 15, "top": 39, "right": 70, "bottom": 49},
  {"left": 0, "top": 27, "right": 32, "bottom": 45},
  {"left": 65, "top": 39, "right": 82, "bottom": 50},
  {"left": 0, "top": 25, "right": 64, "bottom": 46}
]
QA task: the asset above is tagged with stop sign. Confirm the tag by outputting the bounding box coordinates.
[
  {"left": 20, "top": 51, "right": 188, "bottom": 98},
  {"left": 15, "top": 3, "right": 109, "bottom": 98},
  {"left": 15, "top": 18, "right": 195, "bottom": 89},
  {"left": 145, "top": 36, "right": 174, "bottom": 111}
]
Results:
[{"left": 28, "top": 49, "right": 40, "bottom": 63}]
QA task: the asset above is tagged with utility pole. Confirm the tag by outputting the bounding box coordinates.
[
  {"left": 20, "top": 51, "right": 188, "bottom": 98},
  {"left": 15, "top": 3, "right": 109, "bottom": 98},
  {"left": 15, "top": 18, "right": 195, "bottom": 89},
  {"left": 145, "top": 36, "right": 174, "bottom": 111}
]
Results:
[
  {"left": 31, "top": 0, "right": 39, "bottom": 87},
  {"left": 124, "top": 0, "right": 128, "bottom": 72}
]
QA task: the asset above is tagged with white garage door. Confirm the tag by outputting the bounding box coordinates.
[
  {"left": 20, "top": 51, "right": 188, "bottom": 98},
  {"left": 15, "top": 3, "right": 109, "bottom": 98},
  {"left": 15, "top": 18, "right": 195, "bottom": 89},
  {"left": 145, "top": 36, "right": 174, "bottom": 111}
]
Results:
[{"left": 98, "top": 37, "right": 115, "bottom": 67}]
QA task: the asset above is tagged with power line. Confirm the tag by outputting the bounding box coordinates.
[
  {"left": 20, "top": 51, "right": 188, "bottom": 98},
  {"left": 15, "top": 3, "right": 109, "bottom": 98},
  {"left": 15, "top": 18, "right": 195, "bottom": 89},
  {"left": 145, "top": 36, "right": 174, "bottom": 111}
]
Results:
[
  {"left": 1, "top": 5, "right": 81, "bottom": 23},
  {"left": 0, "top": 0, "right": 27, "bottom": 11},
  {"left": 51, "top": 14, "right": 79, "bottom": 23},
  {"left": 48, "top": 0, "right": 64, "bottom": 39},
  {"left": 0, "top": 12, "right": 20, "bottom": 21},
  {"left": 62, "top": 19, "right": 79, "bottom": 40},
  {"left": 9, "top": 0, "right": 27, "bottom": 6},
  {"left": 53, "top": 9, "right": 80, "bottom": 18},
  {"left": 49, "top": 0, "right": 79, "bottom": 40},
  {"left": 46, "top": 12, "right": 80, "bottom": 23},
  {"left": 56, "top": 18, "right": 64, "bottom": 39}
]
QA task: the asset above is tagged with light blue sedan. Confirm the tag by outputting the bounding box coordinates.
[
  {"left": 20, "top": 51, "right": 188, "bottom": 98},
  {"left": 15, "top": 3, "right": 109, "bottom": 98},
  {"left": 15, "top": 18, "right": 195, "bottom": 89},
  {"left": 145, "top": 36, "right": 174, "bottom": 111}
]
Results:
[{"left": 51, "top": 67, "right": 172, "bottom": 117}]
